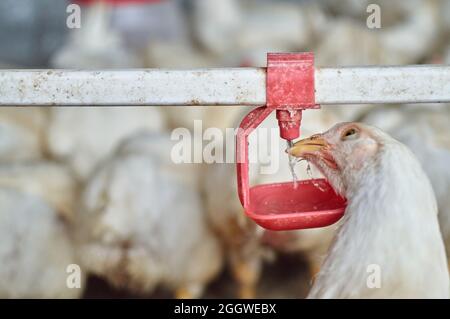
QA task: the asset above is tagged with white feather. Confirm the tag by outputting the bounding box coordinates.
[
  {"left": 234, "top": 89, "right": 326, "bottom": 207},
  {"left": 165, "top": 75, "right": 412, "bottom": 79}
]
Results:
[
  {"left": 76, "top": 131, "right": 222, "bottom": 296},
  {"left": 0, "top": 188, "right": 82, "bottom": 298},
  {"left": 308, "top": 124, "right": 449, "bottom": 298}
]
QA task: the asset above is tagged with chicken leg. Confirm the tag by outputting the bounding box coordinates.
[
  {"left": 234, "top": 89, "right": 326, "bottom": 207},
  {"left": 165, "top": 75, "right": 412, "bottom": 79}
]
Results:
[
  {"left": 175, "top": 283, "right": 204, "bottom": 299},
  {"left": 231, "top": 258, "right": 261, "bottom": 299}
]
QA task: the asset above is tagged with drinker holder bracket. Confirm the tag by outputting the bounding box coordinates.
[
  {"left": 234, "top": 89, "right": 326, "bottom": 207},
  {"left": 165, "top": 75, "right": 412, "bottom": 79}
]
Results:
[{"left": 1, "top": 53, "right": 450, "bottom": 230}]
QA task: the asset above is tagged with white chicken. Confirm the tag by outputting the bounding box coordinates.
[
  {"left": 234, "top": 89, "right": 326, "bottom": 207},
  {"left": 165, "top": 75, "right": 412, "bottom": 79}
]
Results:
[
  {"left": 192, "top": 0, "right": 327, "bottom": 58},
  {"left": 52, "top": 0, "right": 140, "bottom": 69},
  {"left": 289, "top": 122, "right": 449, "bottom": 298},
  {"left": 49, "top": 0, "right": 167, "bottom": 181},
  {"left": 363, "top": 105, "right": 450, "bottom": 265},
  {"left": 315, "top": 0, "right": 441, "bottom": 121},
  {"left": 0, "top": 187, "right": 82, "bottom": 298},
  {"left": 191, "top": 0, "right": 328, "bottom": 67},
  {"left": 47, "top": 107, "right": 166, "bottom": 180},
  {"left": 316, "top": 0, "right": 440, "bottom": 66},
  {"left": 0, "top": 161, "right": 78, "bottom": 221},
  {"left": 0, "top": 160, "right": 81, "bottom": 298},
  {"left": 75, "top": 131, "right": 222, "bottom": 298},
  {"left": 0, "top": 108, "right": 47, "bottom": 163}
]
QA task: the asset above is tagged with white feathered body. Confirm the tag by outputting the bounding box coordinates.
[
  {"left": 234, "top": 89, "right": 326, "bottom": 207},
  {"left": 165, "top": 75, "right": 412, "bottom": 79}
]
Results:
[
  {"left": 0, "top": 162, "right": 78, "bottom": 221},
  {"left": 363, "top": 107, "right": 450, "bottom": 258},
  {"left": 0, "top": 108, "right": 47, "bottom": 163},
  {"left": 0, "top": 188, "right": 81, "bottom": 298},
  {"left": 47, "top": 107, "right": 166, "bottom": 180},
  {"left": 0, "top": 160, "right": 81, "bottom": 298},
  {"left": 309, "top": 128, "right": 449, "bottom": 298},
  {"left": 76, "top": 132, "right": 222, "bottom": 296}
]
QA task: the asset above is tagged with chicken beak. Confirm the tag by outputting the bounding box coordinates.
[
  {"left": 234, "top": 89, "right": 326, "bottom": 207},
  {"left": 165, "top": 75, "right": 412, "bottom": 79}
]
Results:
[{"left": 287, "top": 135, "right": 328, "bottom": 158}]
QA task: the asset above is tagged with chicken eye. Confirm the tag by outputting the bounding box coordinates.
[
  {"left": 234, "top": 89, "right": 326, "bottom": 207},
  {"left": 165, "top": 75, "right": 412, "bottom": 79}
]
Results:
[{"left": 342, "top": 128, "right": 358, "bottom": 140}]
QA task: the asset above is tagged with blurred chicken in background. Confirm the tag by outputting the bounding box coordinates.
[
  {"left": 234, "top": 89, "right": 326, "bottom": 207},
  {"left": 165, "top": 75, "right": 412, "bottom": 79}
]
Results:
[
  {"left": 0, "top": 162, "right": 78, "bottom": 221},
  {"left": 75, "top": 131, "right": 223, "bottom": 298},
  {"left": 0, "top": 188, "right": 82, "bottom": 298},
  {"left": 0, "top": 108, "right": 48, "bottom": 163},
  {"left": 49, "top": 0, "right": 168, "bottom": 181},
  {"left": 46, "top": 107, "right": 167, "bottom": 180},
  {"left": 0, "top": 161, "right": 81, "bottom": 298}
]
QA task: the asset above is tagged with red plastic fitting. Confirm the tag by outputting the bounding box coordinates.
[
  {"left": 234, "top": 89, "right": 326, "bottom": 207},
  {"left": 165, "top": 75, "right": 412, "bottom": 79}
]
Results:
[{"left": 266, "top": 52, "right": 318, "bottom": 140}]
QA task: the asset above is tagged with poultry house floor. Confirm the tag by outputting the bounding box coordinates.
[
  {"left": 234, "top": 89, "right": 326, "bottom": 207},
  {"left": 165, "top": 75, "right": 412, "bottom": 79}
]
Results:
[{"left": 82, "top": 253, "right": 311, "bottom": 299}]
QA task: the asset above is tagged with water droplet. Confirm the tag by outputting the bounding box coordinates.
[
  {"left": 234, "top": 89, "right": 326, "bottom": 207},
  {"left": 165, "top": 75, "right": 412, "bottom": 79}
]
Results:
[
  {"left": 287, "top": 140, "right": 298, "bottom": 189},
  {"left": 306, "top": 162, "right": 313, "bottom": 179},
  {"left": 306, "top": 161, "right": 327, "bottom": 192}
]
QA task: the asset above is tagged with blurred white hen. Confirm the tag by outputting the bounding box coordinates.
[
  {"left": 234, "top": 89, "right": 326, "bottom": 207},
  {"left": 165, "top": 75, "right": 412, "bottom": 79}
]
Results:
[
  {"left": 47, "top": 107, "right": 166, "bottom": 180},
  {"left": 52, "top": 1, "right": 140, "bottom": 68},
  {"left": 316, "top": 0, "right": 440, "bottom": 66},
  {"left": 76, "top": 131, "right": 222, "bottom": 298},
  {"left": 0, "top": 161, "right": 81, "bottom": 298},
  {"left": 49, "top": 1, "right": 167, "bottom": 180},
  {"left": 0, "top": 161, "right": 78, "bottom": 221},
  {"left": 0, "top": 188, "right": 81, "bottom": 298},
  {"left": 0, "top": 108, "right": 47, "bottom": 163}
]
